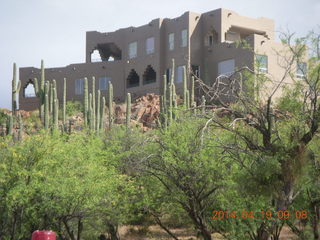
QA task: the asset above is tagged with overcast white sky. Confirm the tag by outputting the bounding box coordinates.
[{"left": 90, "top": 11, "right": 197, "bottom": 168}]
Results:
[{"left": 0, "top": 0, "right": 319, "bottom": 109}]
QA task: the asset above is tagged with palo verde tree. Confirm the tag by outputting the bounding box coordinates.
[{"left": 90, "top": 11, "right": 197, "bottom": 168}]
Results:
[
  {"left": 143, "top": 117, "right": 234, "bottom": 240},
  {"left": 195, "top": 31, "right": 320, "bottom": 240}
]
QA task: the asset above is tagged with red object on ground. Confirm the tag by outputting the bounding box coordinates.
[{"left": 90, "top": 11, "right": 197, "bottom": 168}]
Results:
[{"left": 32, "top": 231, "right": 56, "bottom": 240}]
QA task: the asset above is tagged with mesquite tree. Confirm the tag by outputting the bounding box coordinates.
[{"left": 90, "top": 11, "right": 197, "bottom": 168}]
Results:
[{"left": 196, "top": 32, "right": 320, "bottom": 240}]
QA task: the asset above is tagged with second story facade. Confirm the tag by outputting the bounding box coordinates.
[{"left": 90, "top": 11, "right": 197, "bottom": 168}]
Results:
[{"left": 19, "top": 8, "right": 302, "bottom": 111}]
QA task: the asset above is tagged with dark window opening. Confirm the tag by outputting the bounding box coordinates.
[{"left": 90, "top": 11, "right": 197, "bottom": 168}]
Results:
[
  {"left": 91, "top": 42, "right": 122, "bottom": 62},
  {"left": 127, "top": 69, "right": 140, "bottom": 88},
  {"left": 192, "top": 65, "right": 200, "bottom": 78},
  {"left": 208, "top": 35, "right": 213, "bottom": 46},
  {"left": 207, "top": 29, "right": 218, "bottom": 46},
  {"left": 227, "top": 26, "right": 268, "bottom": 42},
  {"left": 23, "top": 79, "right": 36, "bottom": 98},
  {"left": 143, "top": 65, "right": 156, "bottom": 85}
]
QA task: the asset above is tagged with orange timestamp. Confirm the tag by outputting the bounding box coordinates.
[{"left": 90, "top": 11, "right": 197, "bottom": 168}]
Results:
[{"left": 211, "top": 210, "right": 308, "bottom": 220}]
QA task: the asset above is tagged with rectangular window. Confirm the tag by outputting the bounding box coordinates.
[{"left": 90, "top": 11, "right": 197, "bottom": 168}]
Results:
[
  {"left": 208, "top": 35, "right": 213, "bottom": 46},
  {"left": 146, "top": 37, "right": 155, "bottom": 54},
  {"left": 218, "top": 59, "right": 235, "bottom": 77},
  {"left": 169, "top": 33, "right": 174, "bottom": 51},
  {"left": 256, "top": 55, "right": 268, "bottom": 73},
  {"left": 99, "top": 77, "right": 111, "bottom": 90},
  {"left": 181, "top": 29, "right": 188, "bottom": 47},
  {"left": 128, "top": 41, "right": 137, "bottom": 59},
  {"left": 75, "top": 79, "right": 84, "bottom": 95},
  {"left": 296, "top": 62, "right": 307, "bottom": 78},
  {"left": 176, "top": 65, "right": 185, "bottom": 83}
]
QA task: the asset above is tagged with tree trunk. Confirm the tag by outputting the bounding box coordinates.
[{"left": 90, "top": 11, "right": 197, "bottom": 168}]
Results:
[
  {"left": 63, "top": 219, "right": 76, "bottom": 240},
  {"left": 256, "top": 181, "right": 294, "bottom": 240},
  {"left": 107, "top": 223, "right": 119, "bottom": 240},
  {"left": 10, "top": 210, "right": 18, "bottom": 240},
  {"left": 77, "top": 218, "right": 83, "bottom": 240},
  {"left": 151, "top": 213, "right": 180, "bottom": 240},
  {"left": 186, "top": 209, "right": 211, "bottom": 240},
  {"left": 199, "top": 227, "right": 212, "bottom": 240}
]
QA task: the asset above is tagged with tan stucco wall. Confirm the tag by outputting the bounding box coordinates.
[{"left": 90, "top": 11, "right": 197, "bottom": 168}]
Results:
[{"left": 19, "top": 8, "right": 292, "bottom": 111}]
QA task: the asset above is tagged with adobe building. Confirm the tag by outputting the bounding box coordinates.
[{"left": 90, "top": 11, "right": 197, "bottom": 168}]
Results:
[{"left": 19, "top": 8, "right": 300, "bottom": 111}]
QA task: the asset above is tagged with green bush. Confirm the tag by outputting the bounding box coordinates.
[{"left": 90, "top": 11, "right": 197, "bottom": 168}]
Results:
[
  {"left": 0, "top": 110, "right": 8, "bottom": 125},
  {"left": 65, "top": 101, "right": 83, "bottom": 116}
]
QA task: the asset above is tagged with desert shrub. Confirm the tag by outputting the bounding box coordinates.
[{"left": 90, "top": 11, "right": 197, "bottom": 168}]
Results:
[{"left": 65, "top": 101, "right": 83, "bottom": 116}]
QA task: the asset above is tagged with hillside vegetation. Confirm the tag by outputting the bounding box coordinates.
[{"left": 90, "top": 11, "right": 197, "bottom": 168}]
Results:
[{"left": 0, "top": 32, "right": 319, "bottom": 240}]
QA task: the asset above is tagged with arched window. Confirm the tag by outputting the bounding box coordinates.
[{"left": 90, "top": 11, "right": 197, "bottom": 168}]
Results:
[
  {"left": 127, "top": 69, "right": 140, "bottom": 88},
  {"left": 143, "top": 65, "right": 156, "bottom": 85},
  {"left": 24, "top": 80, "right": 36, "bottom": 98},
  {"left": 91, "top": 49, "right": 102, "bottom": 62},
  {"left": 91, "top": 43, "right": 122, "bottom": 62}
]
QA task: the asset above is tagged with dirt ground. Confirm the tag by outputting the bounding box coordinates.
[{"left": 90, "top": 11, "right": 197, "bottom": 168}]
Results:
[{"left": 118, "top": 225, "right": 298, "bottom": 239}]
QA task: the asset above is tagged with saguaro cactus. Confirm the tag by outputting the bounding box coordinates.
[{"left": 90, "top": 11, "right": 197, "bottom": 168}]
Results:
[
  {"left": 44, "top": 82, "right": 49, "bottom": 129},
  {"left": 92, "top": 77, "right": 96, "bottom": 130},
  {"left": 89, "top": 93, "right": 94, "bottom": 130},
  {"left": 172, "top": 83, "right": 177, "bottom": 109},
  {"left": 186, "top": 90, "right": 190, "bottom": 109},
  {"left": 126, "top": 93, "right": 131, "bottom": 128},
  {"left": 160, "top": 95, "right": 165, "bottom": 114},
  {"left": 101, "top": 97, "right": 106, "bottom": 132},
  {"left": 12, "top": 63, "right": 21, "bottom": 115},
  {"left": 108, "top": 81, "right": 113, "bottom": 129},
  {"left": 63, "top": 78, "right": 67, "bottom": 125},
  {"left": 84, "top": 78, "right": 89, "bottom": 126},
  {"left": 40, "top": 60, "right": 45, "bottom": 120},
  {"left": 96, "top": 90, "right": 101, "bottom": 131},
  {"left": 53, "top": 99, "right": 59, "bottom": 130},
  {"left": 52, "top": 80, "right": 57, "bottom": 99},
  {"left": 201, "top": 95, "right": 206, "bottom": 114},
  {"left": 170, "top": 59, "right": 175, "bottom": 86},
  {"left": 183, "top": 66, "right": 188, "bottom": 108},
  {"left": 8, "top": 114, "right": 13, "bottom": 136},
  {"left": 44, "top": 93, "right": 49, "bottom": 129},
  {"left": 192, "top": 101, "right": 197, "bottom": 115},
  {"left": 33, "top": 60, "right": 46, "bottom": 121},
  {"left": 18, "top": 113, "right": 23, "bottom": 141},
  {"left": 163, "top": 75, "right": 167, "bottom": 113},
  {"left": 168, "top": 84, "right": 173, "bottom": 124},
  {"left": 49, "top": 82, "right": 53, "bottom": 114},
  {"left": 191, "top": 76, "right": 195, "bottom": 106}
]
